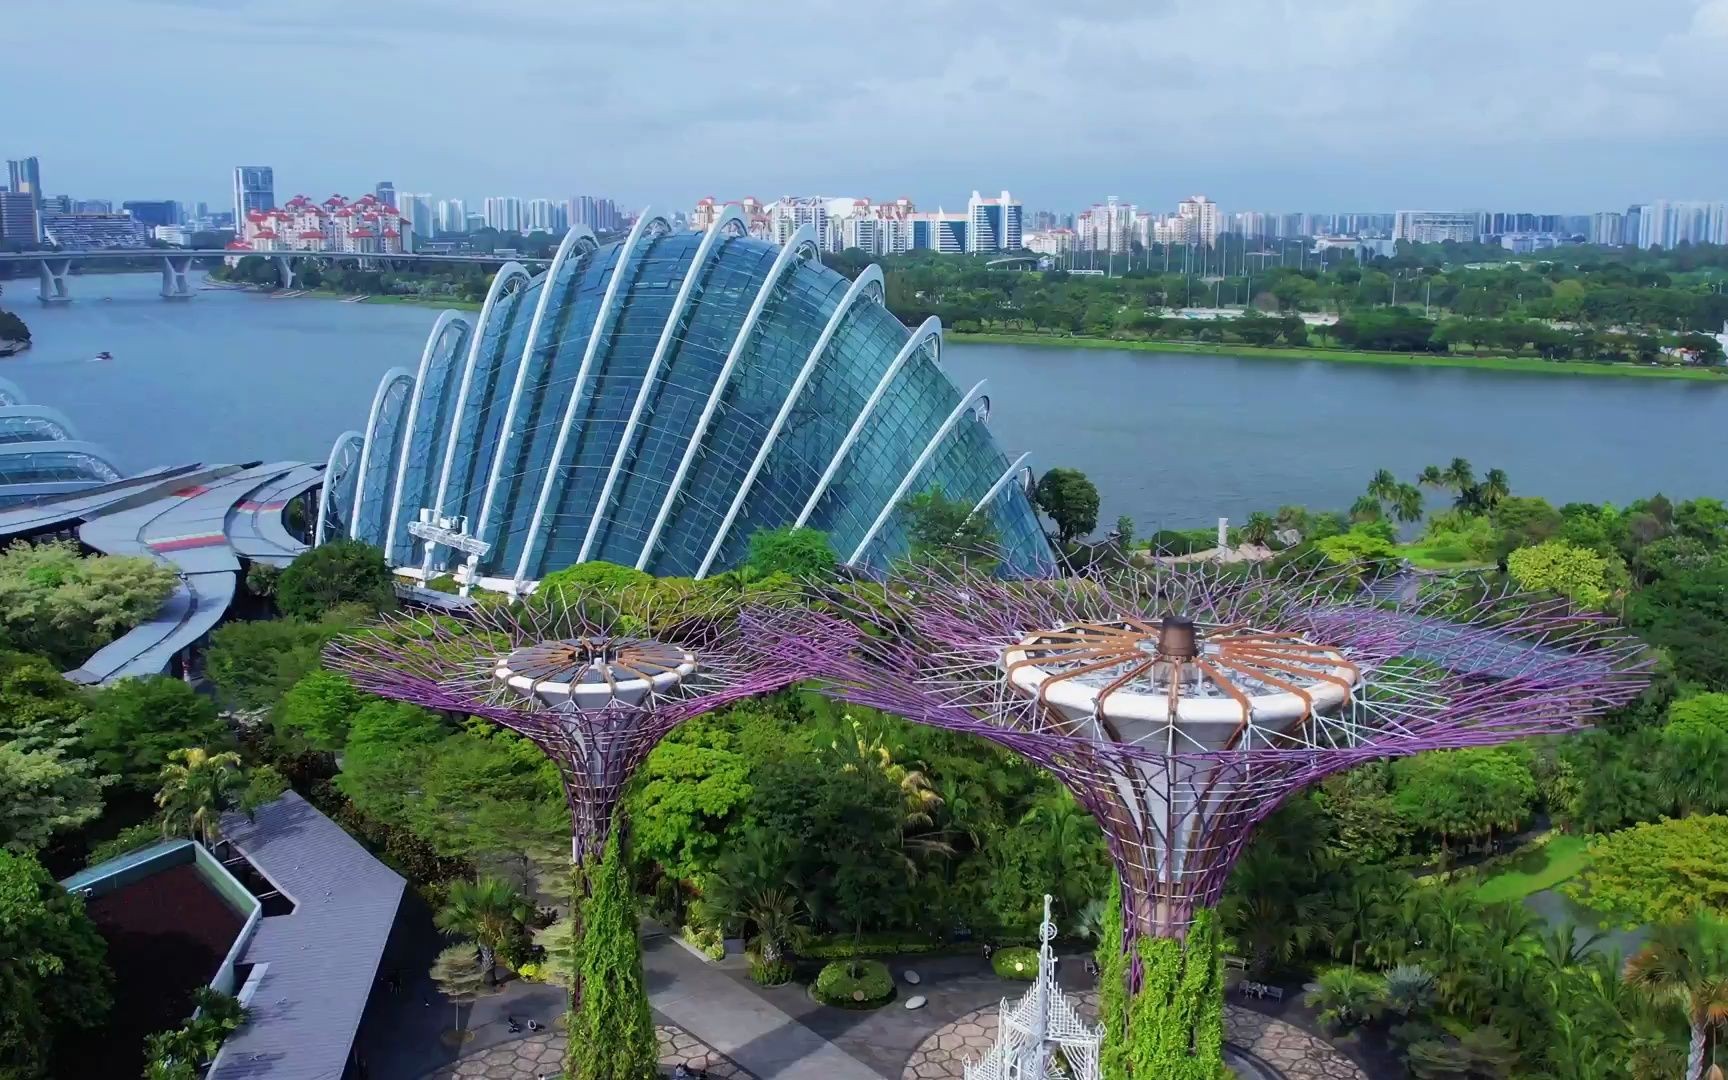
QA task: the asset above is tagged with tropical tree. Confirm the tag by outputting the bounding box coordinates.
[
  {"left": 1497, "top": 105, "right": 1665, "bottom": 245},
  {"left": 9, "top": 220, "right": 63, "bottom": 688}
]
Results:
[
  {"left": 831, "top": 718, "right": 951, "bottom": 870},
  {"left": 274, "top": 538, "right": 395, "bottom": 620},
  {"left": 1366, "top": 469, "right": 1400, "bottom": 505},
  {"left": 155, "top": 748, "right": 244, "bottom": 847},
  {"left": 1392, "top": 483, "right": 1425, "bottom": 524},
  {"left": 1303, "top": 966, "right": 1384, "bottom": 1031},
  {"left": 1622, "top": 913, "right": 1728, "bottom": 1080},
  {"left": 0, "top": 850, "right": 112, "bottom": 1078},
  {"left": 435, "top": 876, "right": 533, "bottom": 984},
  {"left": 1443, "top": 457, "right": 1476, "bottom": 493},
  {"left": 697, "top": 828, "right": 804, "bottom": 982},
  {"left": 1418, "top": 464, "right": 1446, "bottom": 489},
  {"left": 1239, "top": 512, "right": 1276, "bottom": 546},
  {"left": 1382, "top": 963, "right": 1437, "bottom": 1018},
  {"left": 744, "top": 525, "right": 836, "bottom": 579},
  {"left": 1350, "top": 494, "right": 1385, "bottom": 524},
  {"left": 1480, "top": 468, "right": 1511, "bottom": 507},
  {"left": 428, "top": 943, "right": 486, "bottom": 1042},
  {"left": 1033, "top": 467, "right": 1101, "bottom": 545},
  {"left": 81, "top": 676, "right": 228, "bottom": 789}
]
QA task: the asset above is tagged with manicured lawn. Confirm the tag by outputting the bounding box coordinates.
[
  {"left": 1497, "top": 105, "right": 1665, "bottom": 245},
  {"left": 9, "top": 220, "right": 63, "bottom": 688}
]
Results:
[
  {"left": 1473, "top": 835, "right": 1592, "bottom": 904},
  {"left": 1393, "top": 542, "right": 1494, "bottom": 571}
]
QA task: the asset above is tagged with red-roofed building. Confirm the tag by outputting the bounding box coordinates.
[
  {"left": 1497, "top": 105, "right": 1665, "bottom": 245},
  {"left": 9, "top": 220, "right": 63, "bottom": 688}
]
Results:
[{"left": 240, "top": 192, "right": 410, "bottom": 254}]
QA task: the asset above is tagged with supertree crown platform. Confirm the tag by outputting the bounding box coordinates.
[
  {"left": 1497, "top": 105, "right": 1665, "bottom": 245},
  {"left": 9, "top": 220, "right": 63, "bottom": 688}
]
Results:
[
  {"left": 324, "top": 589, "right": 811, "bottom": 864},
  {"left": 781, "top": 559, "right": 1651, "bottom": 939}
]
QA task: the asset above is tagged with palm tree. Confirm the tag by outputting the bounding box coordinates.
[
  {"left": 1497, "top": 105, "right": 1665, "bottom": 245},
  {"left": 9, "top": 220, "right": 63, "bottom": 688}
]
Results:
[
  {"left": 155, "top": 748, "right": 243, "bottom": 848},
  {"left": 832, "top": 718, "right": 953, "bottom": 869},
  {"left": 435, "top": 876, "right": 533, "bottom": 984},
  {"left": 1240, "top": 511, "right": 1276, "bottom": 546},
  {"left": 1418, "top": 464, "right": 1446, "bottom": 489},
  {"left": 1349, "top": 494, "right": 1384, "bottom": 523},
  {"left": 1303, "top": 966, "right": 1384, "bottom": 1031},
  {"left": 1392, "top": 483, "right": 1425, "bottom": 524},
  {"left": 1366, "top": 468, "right": 1400, "bottom": 504},
  {"left": 699, "top": 830, "right": 805, "bottom": 981},
  {"left": 1382, "top": 963, "right": 1437, "bottom": 1018},
  {"left": 1443, "top": 457, "right": 1476, "bottom": 493},
  {"left": 1623, "top": 912, "right": 1728, "bottom": 1080},
  {"left": 1480, "top": 468, "right": 1511, "bottom": 508}
]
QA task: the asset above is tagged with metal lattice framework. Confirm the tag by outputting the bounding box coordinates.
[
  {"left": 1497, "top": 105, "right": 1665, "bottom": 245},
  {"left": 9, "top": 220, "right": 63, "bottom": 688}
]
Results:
[
  {"left": 324, "top": 590, "right": 812, "bottom": 864},
  {"left": 782, "top": 559, "right": 1651, "bottom": 941}
]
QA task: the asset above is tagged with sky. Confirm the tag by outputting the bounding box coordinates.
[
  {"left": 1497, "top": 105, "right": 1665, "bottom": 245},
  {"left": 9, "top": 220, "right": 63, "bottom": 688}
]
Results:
[{"left": 10, "top": 0, "right": 1728, "bottom": 216}]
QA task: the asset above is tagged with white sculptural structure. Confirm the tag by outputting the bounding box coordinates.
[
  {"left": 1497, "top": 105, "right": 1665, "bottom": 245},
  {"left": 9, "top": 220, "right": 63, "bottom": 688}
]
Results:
[{"left": 965, "top": 894, "right": 1102, "bottom": 1080}]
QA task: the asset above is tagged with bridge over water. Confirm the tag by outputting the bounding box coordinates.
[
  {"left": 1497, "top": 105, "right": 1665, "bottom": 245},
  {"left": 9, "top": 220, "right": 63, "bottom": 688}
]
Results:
[{"left": 0, "top": 247, "right": 550, "bottom": 303}]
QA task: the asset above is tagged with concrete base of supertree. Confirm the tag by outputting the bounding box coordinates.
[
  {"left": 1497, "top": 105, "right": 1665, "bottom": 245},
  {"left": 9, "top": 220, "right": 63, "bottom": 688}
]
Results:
[{"left": 1097, "top": 881, "right": 1227, "bottom": 1080}]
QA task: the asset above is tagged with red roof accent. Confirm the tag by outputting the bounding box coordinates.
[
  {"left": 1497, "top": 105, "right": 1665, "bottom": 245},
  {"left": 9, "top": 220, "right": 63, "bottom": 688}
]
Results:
[
  {"left": 352, "top": 229, "right": 375, "bottom": 237},
  {"left": 171, "top": 485, "right": 210, "bottom": 498},
  {"left": 381, "top": 229, "right": 399, "bottom": 237},
  {"left": 226, "top": 241, "right": 252, "bottom": 250},
  {"left": 149, "top": 534, "right": 227, "bottom": 553},
  {"left": 253, "top": 228, "right": 278, "bottom": 238},
  {"left": 299, "top": 231, "right": 323, "bottom": 239}
]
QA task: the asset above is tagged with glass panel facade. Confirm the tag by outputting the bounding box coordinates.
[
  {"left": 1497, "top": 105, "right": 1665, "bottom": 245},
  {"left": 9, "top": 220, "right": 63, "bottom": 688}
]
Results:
[
  {"left": 351, "top": 373, "right": 413, "bottom": 543},
  {"left": 0, "top": 447, "right": 121, "bottom": 485},
  {"left": 336, "top": 232, "right": 1051, "bottom": 581},
  {"left": 387, "top": 318, "right": 472, "bottom": 563}
]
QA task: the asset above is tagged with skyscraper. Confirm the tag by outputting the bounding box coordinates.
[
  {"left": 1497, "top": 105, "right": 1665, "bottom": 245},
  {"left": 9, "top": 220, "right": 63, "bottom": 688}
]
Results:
[
  {"left": 6, "top": 157, "right": 42, "bottom": 215},
  {"left": 1177, "top": 195, "right": 1223, "bottom": 246},
  {"left": 397, "top": 193, "right": 435, "bottom": 243},
  {"left": 233, "top": 166, "right": 275, "bottom": 228},
  {"left": 122, "top": 200, "right": 180, "bottom": 228},
  {"left": 375, "top": 181, "right": 397, "bottom": 208},
  {"left": 966, "top": 190, "right": 1022, "bottom": 253},
  {"left": 0, "top": 191, "right": 39, "bottom": 247},
  {"left": 482, "top": 196, "right": 525, "bottom": 232},
  {"left": 436, "top": 198, "right": 468, "bottom": 235}
]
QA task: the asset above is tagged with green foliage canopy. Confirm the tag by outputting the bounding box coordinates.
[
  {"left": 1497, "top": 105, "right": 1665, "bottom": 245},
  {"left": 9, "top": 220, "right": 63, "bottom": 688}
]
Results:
[
  {"left": 0, "top": 849, "right": 111, "bottom": 1079},
  {"left": 0, "top": 540, "right": 177, "bottom": 668}
]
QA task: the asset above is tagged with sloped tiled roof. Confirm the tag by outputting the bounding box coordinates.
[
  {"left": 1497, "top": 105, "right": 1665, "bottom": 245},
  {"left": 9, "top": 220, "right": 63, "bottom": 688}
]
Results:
[{"left": 208, "top": 793, "right": 404, "bottom": 1080}]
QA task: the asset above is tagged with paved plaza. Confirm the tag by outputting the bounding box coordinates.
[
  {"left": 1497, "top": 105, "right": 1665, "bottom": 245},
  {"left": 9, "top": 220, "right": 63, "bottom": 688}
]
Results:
[
  {"left": 902, "top": 991, "right": 1370, "bottom": 1080},
  {"left": 423, "top": 1024, "right": 754, "bottom": 1079}
]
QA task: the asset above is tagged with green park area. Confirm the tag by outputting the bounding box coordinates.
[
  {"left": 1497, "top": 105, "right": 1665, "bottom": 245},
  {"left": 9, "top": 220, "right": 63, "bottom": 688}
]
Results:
[{"left": 1471, "top": 835, "right": 1592, "bottom": 905}]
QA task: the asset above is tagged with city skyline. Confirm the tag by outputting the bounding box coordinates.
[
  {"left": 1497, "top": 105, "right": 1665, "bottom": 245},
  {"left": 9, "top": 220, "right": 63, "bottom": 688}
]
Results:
[{"left": 8, "top": 0, "right": 1727, "bottom": 212}]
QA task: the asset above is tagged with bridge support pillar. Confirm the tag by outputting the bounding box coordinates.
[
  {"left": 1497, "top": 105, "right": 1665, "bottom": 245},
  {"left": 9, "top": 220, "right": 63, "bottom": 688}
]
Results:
[
  {"left": 159, "top": 254, "right": 195, "bottom": 300},
  {"left": 272, "top": 255, "right": 297, "bottom": 290},
  {"left": 37, "top": 258, "right": 72, "bottom": 304}
]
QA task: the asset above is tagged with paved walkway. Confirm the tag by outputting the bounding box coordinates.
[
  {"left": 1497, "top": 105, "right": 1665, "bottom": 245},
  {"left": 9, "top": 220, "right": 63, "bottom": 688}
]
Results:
[
  {"left": 423, "top": 1023, "right": 753, "bottom": 1079},
  {"left": 903, "top": 991, "right": 1369, "bottom": 1080},
  {"left": 642, "top": 929, "right": 881, "bottom": 1079}
]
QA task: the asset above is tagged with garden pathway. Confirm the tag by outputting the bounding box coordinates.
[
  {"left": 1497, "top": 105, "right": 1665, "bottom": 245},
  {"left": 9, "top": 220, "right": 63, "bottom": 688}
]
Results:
[
  {"left": 422, "top": 1023, "right": 754, "bottom": 1079},
  {"left": 902, "top": 992, "right": 1370, "bottom": 1080}
]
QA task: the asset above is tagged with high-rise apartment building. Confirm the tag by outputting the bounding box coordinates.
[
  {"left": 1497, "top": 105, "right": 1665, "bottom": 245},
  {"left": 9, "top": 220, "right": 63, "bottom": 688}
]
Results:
[
  {"left": 7, "top": 157, "right": 42, "bottom": 212},
  {"left": 1076, "top": 196, "right": 1136, "bottom": 254},
  {"left": 375, "top": 181, "right": 396, "bottom": 208},
  {"left": 911, "top": 212, "right": 968, "bottom": 253},
  {"left": 482, "top": 196, "right": 525, "bottom": 232},
  {"left": 1392, "top": 210, "right": 1478, "bottom": 244},
  {"left": 526, "top": 197, "right": 561, "bottom": 233},
  {"left": 396, "top": 193, "right": 434, "bottom": 245},
  {"left": 233, "top": 166, "right": 275, "bottom": 230},
  {"left": 1590, "top": 212, "right": 1624, "bottom": 247},
  {"left": 1633, "top": 201, "right": 1728, "bottom": 249},
  {"left": 0, "top": 191, "right": 38, "bottom": 247},
  {"left": 1176, "top": 195, "right": 1222, "bottom": 246},
  {"left": 436, "top": 198, "right": 467, "bottom": 235},
  {"left": 966, "top": 190, "right": 1022, "bottom": 252},
  {"left": 235, "top": 193, "right": 409, "bottom": 255}
]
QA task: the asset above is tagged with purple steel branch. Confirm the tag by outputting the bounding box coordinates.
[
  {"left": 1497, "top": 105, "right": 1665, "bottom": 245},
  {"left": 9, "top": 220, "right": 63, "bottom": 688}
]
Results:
[
  {"left": 773, "top": 559, "right": 1649, "bottom": 940},
  {"left": 325, "top": 590, "right": 811, "bottom": 864}
]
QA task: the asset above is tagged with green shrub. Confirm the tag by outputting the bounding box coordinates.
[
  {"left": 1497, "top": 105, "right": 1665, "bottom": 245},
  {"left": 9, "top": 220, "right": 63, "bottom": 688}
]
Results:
[
  {"left": 85, "top": 821, "right": 165, "bottom": 866},
  {"left": 813, "top": 958, "right": 895, "bottom": 1007},
  {"left": 749, "top": 955, "right": 793, "bottom": 985},
  {"left": 422, "top": 574, "right": 462, "bottom": 594},
  {"left": 682, "top": 923, "right": 725, "bottom": 961},
  {"left": 1147, "top": 530, "right": 1209, "bottom": 555},
  {"left": 992, "top": 945, "right": 1040, "bottom": 980}
]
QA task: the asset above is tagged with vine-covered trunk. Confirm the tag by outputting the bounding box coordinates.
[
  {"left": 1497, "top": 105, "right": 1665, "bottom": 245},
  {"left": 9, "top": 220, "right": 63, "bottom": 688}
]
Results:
[
  {"left": 1097, "top": 880, "right": 1227, "bottom": 1080},
  {"left": 567, "top": 822, "right": 657, "bottom": 1080},
  {"left": 1687, "top": 1020, "right": 1706, "bottom": 1080}
]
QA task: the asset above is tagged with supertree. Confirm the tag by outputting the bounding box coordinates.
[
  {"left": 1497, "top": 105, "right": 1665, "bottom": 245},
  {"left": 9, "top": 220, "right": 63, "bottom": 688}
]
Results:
[
  {"left": 779, "top": 560, "right": 1651, "bottom": 1076},
  {"left": 323, "top": 588, "right": 811, "bottom": 868},
  {"left": 323, "top": 588, "right": 815, "bottom": 1077}
]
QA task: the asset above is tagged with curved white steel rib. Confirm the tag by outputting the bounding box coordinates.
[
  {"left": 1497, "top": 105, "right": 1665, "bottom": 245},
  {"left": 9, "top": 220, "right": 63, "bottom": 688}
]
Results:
[
  {"left": 576, "top": 205, "right": 748, "bottom": 564},
  {"left": 969, "top": 451, "right": 1032, "bottom": 518},
  {"left": 383, "top": 310, "right": 471, "bottom": 560},
  {"left": 847, "top": 379, "right": 990, "bottom": 566},
  {"left": 347, "top": 366, "right": 416, "bottom": 540},
  {"left": 694, "top": 264, "right": 886, "bottom": 579},
  {"left": 793, "top": 316, "right": 941, "bottom": 528},
  {"left": 315, "top": 430, "right": 364, "bottom": 546},
  {"left": 472, "top": 225, "right": 603, "bottom": 553},
  {"left": 429, "top": 262, "right": 531, "bottom": 522},
  {"left": 635, "top": 225, "right": 819, "bottom": 572},
  {"left": 510, "top": 212, "right": 660, "bottom": 587}
]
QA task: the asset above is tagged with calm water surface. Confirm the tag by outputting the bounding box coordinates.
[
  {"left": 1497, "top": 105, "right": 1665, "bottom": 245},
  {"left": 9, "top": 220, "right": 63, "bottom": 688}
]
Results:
[{"left": 4, "top": 271, "right": 1724, "bottom": 528}]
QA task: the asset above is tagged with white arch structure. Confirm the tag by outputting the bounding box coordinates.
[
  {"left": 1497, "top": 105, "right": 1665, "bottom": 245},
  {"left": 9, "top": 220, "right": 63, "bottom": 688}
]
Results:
[
  {"left": 472, "top": 225, "right": 603, "bottom": 553},
  {"left": 348, "top": 366, "right": 415, "bottom": 539},
  {"left": 383, "top": 310, "right": 472, "bottom": 558},
  {"left": 635, "top": 224, "right": 820, "bottom": 572},
  {"left": 576, "top": 204, "right": 748, "bottom": 564},
  {"left": 970, "top": 450, "right": 1033, "bottom": 520},
  {"left": 429, "top": 261, "right": 532, "bottom": 523},
  {"left": 315, "top": 430, "right": 364, "bottom": 546},
  {"left": 694, "top": 264, "right": 887, "bottom": 579},
  {"left": 794, "top": 316, "right": 942, "bottom": 528},
  {"left": 510, "top": 211, "right": 664, "bottom": 586},
  {"left": 847, "top": 379, "right": 990, "bottom": 565}
]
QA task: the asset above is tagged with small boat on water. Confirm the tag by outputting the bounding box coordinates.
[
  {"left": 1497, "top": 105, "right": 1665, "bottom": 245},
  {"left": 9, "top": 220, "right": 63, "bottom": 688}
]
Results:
[{"left": 90, "top": 351, "right": 112, "bottom": 362}]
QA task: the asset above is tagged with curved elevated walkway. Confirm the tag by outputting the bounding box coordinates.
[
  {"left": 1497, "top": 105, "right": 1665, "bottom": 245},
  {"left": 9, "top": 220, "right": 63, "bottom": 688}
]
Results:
[{"left": 225, "top": 462, "right": 322, "bottom": 566}]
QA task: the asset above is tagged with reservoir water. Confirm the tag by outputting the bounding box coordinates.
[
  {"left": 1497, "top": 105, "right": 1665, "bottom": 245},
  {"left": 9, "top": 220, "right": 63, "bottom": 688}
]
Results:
[{"left": 4, "top": 270, "right": 1724, "bottom": 529}]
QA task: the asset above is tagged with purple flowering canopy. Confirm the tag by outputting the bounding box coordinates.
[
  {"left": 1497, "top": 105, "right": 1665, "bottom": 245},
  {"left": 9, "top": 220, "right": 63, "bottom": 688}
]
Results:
[
  {"left": 323, "top": 589, "right": 814, "bottom": 865},
  {"left": 779, "top": 560, "right": 1651, "bottom": 939}
]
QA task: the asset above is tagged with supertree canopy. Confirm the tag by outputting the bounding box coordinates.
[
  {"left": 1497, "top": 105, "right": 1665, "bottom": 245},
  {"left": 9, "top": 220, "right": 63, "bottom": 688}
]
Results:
[
  {"left": 784, "top": 560, "right": 1650, "bottom": 1072},
  {"left": 323, "top": 589, "right": 809, "bottom": 866}
]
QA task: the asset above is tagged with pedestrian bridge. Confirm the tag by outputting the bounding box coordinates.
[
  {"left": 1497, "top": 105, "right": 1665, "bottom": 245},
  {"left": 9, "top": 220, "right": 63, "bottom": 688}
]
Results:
[{"left": 0, "top": 247, "right": 552, "bottom": 303}]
